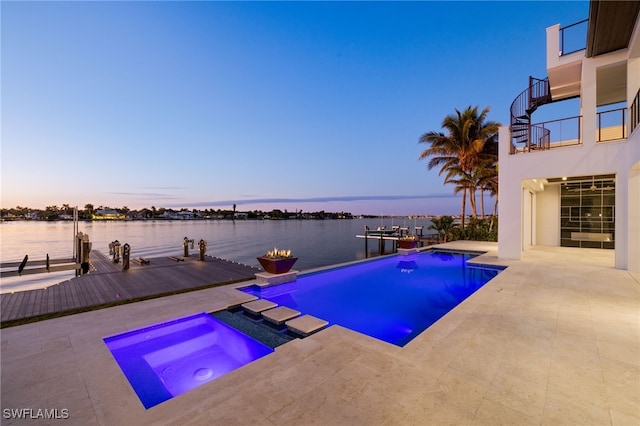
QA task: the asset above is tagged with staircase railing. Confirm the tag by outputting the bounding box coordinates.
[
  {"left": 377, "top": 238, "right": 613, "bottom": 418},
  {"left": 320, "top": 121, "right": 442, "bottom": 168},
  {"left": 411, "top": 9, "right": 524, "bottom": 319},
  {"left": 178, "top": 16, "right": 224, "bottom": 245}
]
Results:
[{"left": 509, "top": 77, "right": 552, "bottom": 153}]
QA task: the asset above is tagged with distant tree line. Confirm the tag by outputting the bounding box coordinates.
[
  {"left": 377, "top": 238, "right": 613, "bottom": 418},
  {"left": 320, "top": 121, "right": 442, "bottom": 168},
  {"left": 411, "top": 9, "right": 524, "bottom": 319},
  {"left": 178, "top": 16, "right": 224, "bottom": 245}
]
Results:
[{"left": 0, "top": 204, "right": 355, "bottom": 221}]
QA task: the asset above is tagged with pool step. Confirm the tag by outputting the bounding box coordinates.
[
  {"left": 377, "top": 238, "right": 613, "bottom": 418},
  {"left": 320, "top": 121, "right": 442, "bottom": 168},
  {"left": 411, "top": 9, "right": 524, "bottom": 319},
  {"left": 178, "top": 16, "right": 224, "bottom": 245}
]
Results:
[
  {"left": 209, "top": 310, "right": 295, "bottom": 349},
  {"left": 241, "top": 299, "right": 278, "bottom": 318},
  {"left": 238, "top": 298, "right": 330, "bottom": 338},
  {"left": 286, "top": 315, "right": 329, "bottom": 337},
  {"left": 262, "top": 306, "right": 301, "bottom": 330},
  {"left": 260, "top": 306, "right": 329, "bottom": 337}
]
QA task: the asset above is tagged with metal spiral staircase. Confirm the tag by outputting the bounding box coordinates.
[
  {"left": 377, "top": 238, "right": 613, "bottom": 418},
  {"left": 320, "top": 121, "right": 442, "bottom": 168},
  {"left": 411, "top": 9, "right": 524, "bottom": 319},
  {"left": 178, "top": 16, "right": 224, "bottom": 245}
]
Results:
[{"left": 510, "top": 76, "right": 553, "bottom": 153}]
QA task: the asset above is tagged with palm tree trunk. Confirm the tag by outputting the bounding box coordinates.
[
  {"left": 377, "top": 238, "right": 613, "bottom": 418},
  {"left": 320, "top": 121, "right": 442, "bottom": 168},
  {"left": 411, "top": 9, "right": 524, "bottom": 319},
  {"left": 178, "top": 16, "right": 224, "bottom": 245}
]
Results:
[
  {"left": 489, "top": 197, "right": 498, "bottom": 233},
  {"left": 460, "top": 187, "right": 467, "bottom": 231},
  {"left": 480, "top": 189, "right": 485, "bottom": 218},
  {"left": 469, "top": 187, "right": 477, "bottom": 218}
]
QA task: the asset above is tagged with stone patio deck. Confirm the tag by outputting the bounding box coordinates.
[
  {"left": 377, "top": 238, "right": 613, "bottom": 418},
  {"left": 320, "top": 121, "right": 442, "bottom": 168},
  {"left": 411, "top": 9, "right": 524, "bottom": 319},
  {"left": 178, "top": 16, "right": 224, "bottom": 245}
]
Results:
[{"left": 1, "top": 242, "right": 638, "bottom": 425}]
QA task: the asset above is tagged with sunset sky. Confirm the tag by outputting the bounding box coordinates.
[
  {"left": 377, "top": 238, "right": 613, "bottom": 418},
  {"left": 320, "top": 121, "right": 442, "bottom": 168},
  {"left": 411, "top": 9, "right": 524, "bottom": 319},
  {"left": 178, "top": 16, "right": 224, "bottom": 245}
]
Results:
[{"left": 1, "top": 1, "right": 588, "bottom": 215}]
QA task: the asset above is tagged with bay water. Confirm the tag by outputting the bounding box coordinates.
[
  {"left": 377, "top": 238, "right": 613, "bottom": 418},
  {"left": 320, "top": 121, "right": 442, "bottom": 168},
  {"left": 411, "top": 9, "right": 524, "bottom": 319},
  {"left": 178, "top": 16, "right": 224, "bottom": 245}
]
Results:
[{"left": 0, "top": 218, "right": 433, "bottom": 294}]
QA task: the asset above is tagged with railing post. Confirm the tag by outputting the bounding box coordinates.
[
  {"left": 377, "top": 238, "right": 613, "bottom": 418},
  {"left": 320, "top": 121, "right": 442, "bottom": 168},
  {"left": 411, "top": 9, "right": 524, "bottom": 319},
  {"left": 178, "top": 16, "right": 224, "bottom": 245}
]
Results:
[
  {"left": 576, "top": 116, "right": 579, "bottom": 145},
  {"left": 598, "top": 112, "right": 602, "bottom": 142}
]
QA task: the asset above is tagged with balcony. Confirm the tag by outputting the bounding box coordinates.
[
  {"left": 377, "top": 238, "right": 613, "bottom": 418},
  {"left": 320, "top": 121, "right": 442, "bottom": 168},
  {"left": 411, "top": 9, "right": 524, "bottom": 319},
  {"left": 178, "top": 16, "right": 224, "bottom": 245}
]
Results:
[
  {"left": 509, "top": 14, "right": 633, "bottom": 155},
  {"left": 510, "top": 106, "right": 628, "bottom": 154},
  {"left": 547, "top": 20, "right": 587, "bottom": 102},
  {"left": 597, "top": 107, "right": 627, "bottom": 142}
]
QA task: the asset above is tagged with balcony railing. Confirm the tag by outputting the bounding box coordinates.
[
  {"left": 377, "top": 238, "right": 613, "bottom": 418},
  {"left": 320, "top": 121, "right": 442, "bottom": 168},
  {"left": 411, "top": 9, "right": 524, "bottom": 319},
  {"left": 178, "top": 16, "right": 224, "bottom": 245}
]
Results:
[
  {"left": 631, "top": 89, "right": 640, "bottom": 135},
  {"left": 559, "top": 19, "right": 587, "bottom": 56},
  {"left": 531, "top": 116, "right": 582, "bottom": 150},
  {"left": 597, "top": 107, "right": 627, "bottom": 142},
  {"left": 511, "top": 118, "right": 580, "bottom": 154},
  {"left": 511, "top": 107, "right": 630, "bottom": 153}
]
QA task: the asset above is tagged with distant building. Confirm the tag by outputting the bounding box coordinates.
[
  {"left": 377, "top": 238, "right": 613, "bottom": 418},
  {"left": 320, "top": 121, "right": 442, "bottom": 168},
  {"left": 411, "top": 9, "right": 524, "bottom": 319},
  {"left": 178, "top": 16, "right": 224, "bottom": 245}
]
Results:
[
  {"left": 177, "top": 211, "right": 196, "bottom": 220},
  {"left": 93, "top": 209, "right": 125, "bottom": 220}
]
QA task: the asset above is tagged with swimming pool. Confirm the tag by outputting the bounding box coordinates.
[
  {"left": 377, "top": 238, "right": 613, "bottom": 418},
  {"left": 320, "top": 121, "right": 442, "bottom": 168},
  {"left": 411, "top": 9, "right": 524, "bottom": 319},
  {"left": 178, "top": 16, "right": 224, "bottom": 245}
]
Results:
[
  {"left": 242, "top": 250, "right": 505, "bottom": 347},
  {"left": 103, "top": 313, "right": 273, "bottom": 409}
]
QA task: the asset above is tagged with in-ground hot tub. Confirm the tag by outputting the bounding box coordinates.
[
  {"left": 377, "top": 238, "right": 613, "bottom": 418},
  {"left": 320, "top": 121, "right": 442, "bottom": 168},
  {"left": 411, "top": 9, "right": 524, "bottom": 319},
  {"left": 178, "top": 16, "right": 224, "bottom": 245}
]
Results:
[{"left": 104, "top": 312, "right": 274, "bottom": 409}]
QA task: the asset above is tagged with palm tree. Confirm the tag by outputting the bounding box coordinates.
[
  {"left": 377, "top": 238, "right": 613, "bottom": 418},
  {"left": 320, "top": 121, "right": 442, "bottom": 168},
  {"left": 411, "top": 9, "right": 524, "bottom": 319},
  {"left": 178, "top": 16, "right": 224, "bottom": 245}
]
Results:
[
  {"left": 429, "top": 215, "right": 456, "bottom": 243},
  {"left": 419, "top": 105, "right": 499, "bottom": 231}
]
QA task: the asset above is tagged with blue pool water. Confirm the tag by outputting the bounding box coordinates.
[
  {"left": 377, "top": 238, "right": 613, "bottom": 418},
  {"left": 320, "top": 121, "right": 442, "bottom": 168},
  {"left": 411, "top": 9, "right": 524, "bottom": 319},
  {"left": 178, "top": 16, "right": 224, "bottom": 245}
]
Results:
[
  {"left": 103, "top": 313, "right": 273, "bottom": 409},
  {"left": 242, "top": 250, "right": 505, "bottom": 347}
]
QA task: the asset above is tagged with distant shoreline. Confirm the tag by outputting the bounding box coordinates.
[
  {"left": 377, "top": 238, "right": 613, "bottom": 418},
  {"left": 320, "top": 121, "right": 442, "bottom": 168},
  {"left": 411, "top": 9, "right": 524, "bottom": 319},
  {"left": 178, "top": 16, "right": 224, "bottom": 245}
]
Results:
[{"left": 1, "top": 214, "right": 447, "bottom": 222}]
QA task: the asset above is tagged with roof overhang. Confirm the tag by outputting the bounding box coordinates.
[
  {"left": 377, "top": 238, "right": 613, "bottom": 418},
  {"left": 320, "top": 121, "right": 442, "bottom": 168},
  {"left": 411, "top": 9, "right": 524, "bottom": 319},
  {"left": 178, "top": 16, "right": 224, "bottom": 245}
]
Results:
[{"left": 586, "top": 0, "right": 640, "bottom": 57}]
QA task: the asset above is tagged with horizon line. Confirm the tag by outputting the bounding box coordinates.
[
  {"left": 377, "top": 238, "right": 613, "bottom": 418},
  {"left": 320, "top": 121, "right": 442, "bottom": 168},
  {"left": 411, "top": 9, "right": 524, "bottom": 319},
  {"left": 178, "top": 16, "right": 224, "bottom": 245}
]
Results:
[{"left": 166, "top": 193, "right": 460, "bottom": 208}]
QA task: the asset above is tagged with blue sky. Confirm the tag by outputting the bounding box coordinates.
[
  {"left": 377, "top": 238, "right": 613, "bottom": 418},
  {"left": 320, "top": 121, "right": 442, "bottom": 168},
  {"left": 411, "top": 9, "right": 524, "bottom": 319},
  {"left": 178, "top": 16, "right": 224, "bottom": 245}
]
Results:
[{"left": 1, "top": 1, "right": 588, "bottom": 215}]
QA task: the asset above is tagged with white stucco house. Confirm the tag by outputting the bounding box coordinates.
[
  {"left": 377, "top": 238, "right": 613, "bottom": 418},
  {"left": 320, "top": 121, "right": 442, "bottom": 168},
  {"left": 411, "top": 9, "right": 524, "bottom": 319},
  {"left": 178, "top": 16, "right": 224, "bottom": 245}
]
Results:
[{"left": 498, "top": 0, "right": 640, "bottom": 272}]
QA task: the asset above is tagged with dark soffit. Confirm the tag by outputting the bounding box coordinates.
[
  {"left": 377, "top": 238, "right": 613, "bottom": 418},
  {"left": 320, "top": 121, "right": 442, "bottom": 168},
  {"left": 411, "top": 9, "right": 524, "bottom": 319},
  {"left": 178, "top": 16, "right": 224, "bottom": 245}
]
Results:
[{"left": 586, "top": 0, "right": 640, "bottom": 57}]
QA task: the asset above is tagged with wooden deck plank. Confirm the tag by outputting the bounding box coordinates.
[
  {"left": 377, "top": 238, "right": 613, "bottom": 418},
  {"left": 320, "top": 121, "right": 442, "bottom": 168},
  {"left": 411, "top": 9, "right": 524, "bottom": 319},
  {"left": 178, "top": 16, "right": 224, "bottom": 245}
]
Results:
[
  {"left": 16, "top": 291, "right": 30, "bottom": 321},
  {"left": 40, "top": 288, "right": 55, "bottom": 316},
  {"left": 92, "top": 275, "right": 118, "bottom": 304},
  {"left": 60, "top": 283, "right": 71, "bottom": 311},
  {"left": 8, "top": 291, "right": 27, "bottom": 321},
  {"left": 51, "top": 284, "right": 62, "bottom": 314},
  {"left": 55, "top": 284, "right": 67, "bottom": 312},
  {"left": 33, "top": 290, "right": 47, "bottom": 317},
  {"left": 2, "top": 292, "right": 18, "bottom": 321},
  {"left": 45, "top": 285, "right": 57, "bottom": 315},
  {"left": 81, "top": 282, "right": 101, "bottom": 308},
  {"left": 9, "top": 290, "right": 27, "bottom": 320},
  {"left": 66, "top": 279, "right": 84, "bottom": 309},
  {"left": 81, "top": 280, "right": 101, "bottom": 306},
  {"left": 1, "top": 292, "right": 11, "bottom": 315},
  {"left": 23, "top": 290, "right": 37, "bottom": 318}
]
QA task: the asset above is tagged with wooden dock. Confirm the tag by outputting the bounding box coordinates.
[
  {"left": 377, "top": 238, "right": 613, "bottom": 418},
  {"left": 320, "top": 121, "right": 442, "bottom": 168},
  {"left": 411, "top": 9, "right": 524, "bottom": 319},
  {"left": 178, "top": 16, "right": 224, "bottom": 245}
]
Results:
[{"left": 0, "top": 251, "right": 261, "bottom": 326}]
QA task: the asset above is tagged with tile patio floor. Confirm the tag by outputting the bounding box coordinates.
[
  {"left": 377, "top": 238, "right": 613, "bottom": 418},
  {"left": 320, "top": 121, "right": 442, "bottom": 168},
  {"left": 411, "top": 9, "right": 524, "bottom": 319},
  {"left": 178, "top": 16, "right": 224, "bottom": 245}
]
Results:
[{"left": 1, "top": 242, "right": 638, "bottom": 425}]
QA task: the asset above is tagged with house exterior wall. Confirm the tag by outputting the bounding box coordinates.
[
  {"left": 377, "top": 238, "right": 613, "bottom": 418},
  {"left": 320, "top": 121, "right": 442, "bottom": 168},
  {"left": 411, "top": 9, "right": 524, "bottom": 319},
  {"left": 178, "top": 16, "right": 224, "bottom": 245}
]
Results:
[
  {"left": 536, "top": 185, "right": 560, "bottom": 246},
  {"left": 498, "top": 16, "right": 640, "bottom": 272},
  {"left": 629, "top": 165, "right": 640, "bottom": 272}
]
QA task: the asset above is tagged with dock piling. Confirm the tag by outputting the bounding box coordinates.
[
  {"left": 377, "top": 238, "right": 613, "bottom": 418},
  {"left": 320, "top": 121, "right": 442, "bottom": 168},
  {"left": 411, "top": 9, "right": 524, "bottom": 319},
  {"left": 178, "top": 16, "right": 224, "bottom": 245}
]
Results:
[
  {"left": 198, "top": 239, "right": 207, "bottom": 261},
  {"left": 122, "top": 243, "right": 130, "bottom": 270},
  {"left": 183, "top": 237, "right": 194, "bottom": 257}
]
